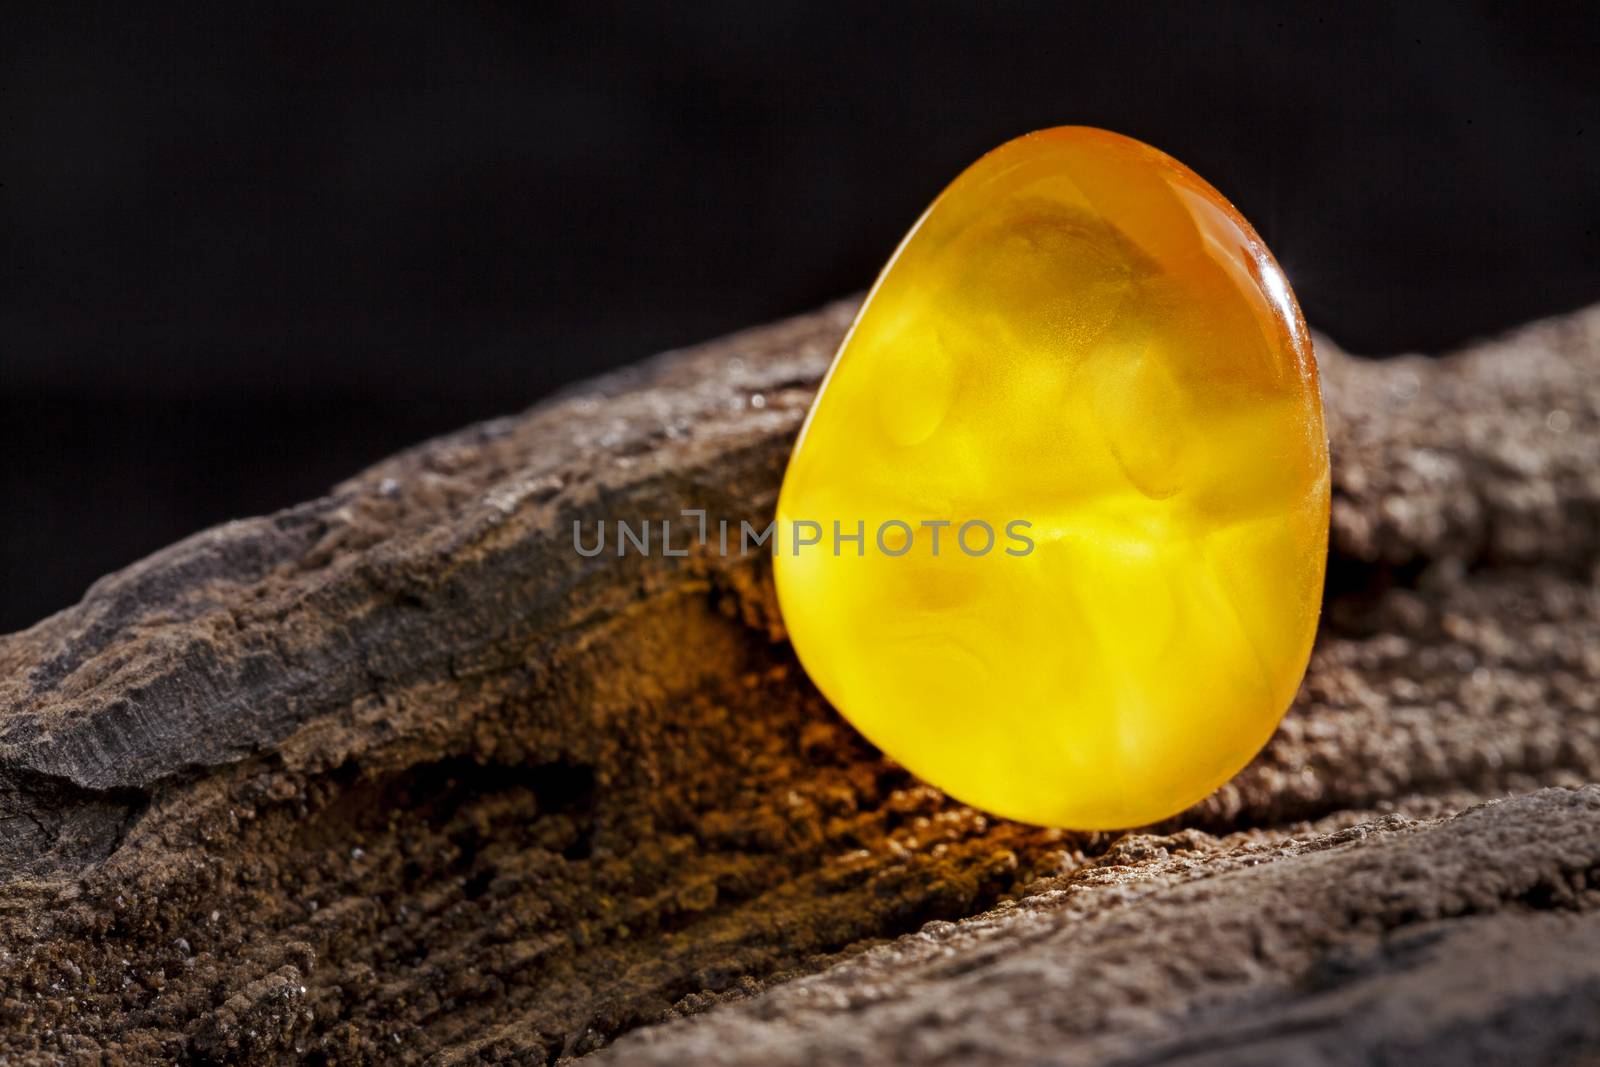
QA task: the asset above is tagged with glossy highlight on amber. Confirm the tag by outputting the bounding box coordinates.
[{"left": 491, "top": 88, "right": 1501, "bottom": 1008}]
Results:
[{"left": 774, "top": 127, "right": 1329, "bottom": 829}]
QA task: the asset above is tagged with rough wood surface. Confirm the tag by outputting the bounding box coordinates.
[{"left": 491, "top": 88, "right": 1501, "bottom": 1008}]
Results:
[
  {"left": 0, "top": 299, "right": 1596, "bottom": 1065},
  {"left": 608, "top": 788, "right": 1600, "bottom": 1067}
]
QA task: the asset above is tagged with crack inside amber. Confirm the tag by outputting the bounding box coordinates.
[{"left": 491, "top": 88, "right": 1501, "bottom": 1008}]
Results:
[{"left": 774, "top": 127, "right": 1329, "bottom": 829}]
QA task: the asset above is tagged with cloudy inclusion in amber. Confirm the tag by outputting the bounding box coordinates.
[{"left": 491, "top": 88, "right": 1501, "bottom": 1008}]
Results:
[{"left": 774, "top": 127, "right": 1329, "bottom": 829}]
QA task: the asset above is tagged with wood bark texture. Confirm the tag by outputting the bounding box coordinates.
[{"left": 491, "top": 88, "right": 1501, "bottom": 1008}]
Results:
[{"left": 1, "top": 300, "right": 1597, "bottom": 1065}]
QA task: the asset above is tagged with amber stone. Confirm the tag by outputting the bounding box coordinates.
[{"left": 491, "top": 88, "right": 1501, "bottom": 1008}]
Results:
[{"left": 774, "top": 127, "right": 1329, "bottom": 829}]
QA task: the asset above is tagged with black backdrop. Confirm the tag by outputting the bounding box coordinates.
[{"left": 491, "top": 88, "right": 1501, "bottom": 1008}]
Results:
[{"left": 4, "top": 2, "right": 1598, "bottom": 632}]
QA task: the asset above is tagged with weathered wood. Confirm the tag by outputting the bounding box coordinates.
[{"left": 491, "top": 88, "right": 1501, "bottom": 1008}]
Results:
[
  {"left": 0, "top": 299, "right": 1596, "bottom": 1064},
  {"left": 606, "top": 788, "right": 1600, "bottom": 1067}
]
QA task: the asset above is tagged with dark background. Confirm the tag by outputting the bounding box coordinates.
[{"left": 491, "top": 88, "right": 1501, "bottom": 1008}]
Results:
[{"left": 4, "top": 2, "right": 1598, "bottom": 633}]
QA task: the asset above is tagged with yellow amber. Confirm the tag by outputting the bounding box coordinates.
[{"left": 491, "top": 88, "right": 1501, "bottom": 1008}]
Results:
[{"left": 774, "top": 127, "right": 1329, "bottom": 829}]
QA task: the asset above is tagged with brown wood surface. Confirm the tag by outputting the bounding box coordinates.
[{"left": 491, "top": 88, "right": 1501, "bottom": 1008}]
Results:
[{"left": 1, "top": 300, "right": 1596, "bottom": 1064}]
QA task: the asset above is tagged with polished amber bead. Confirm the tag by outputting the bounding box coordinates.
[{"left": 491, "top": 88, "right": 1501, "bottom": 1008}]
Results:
[{"left": 774, "top": 127, "right": 1329, "bottom": 829}]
